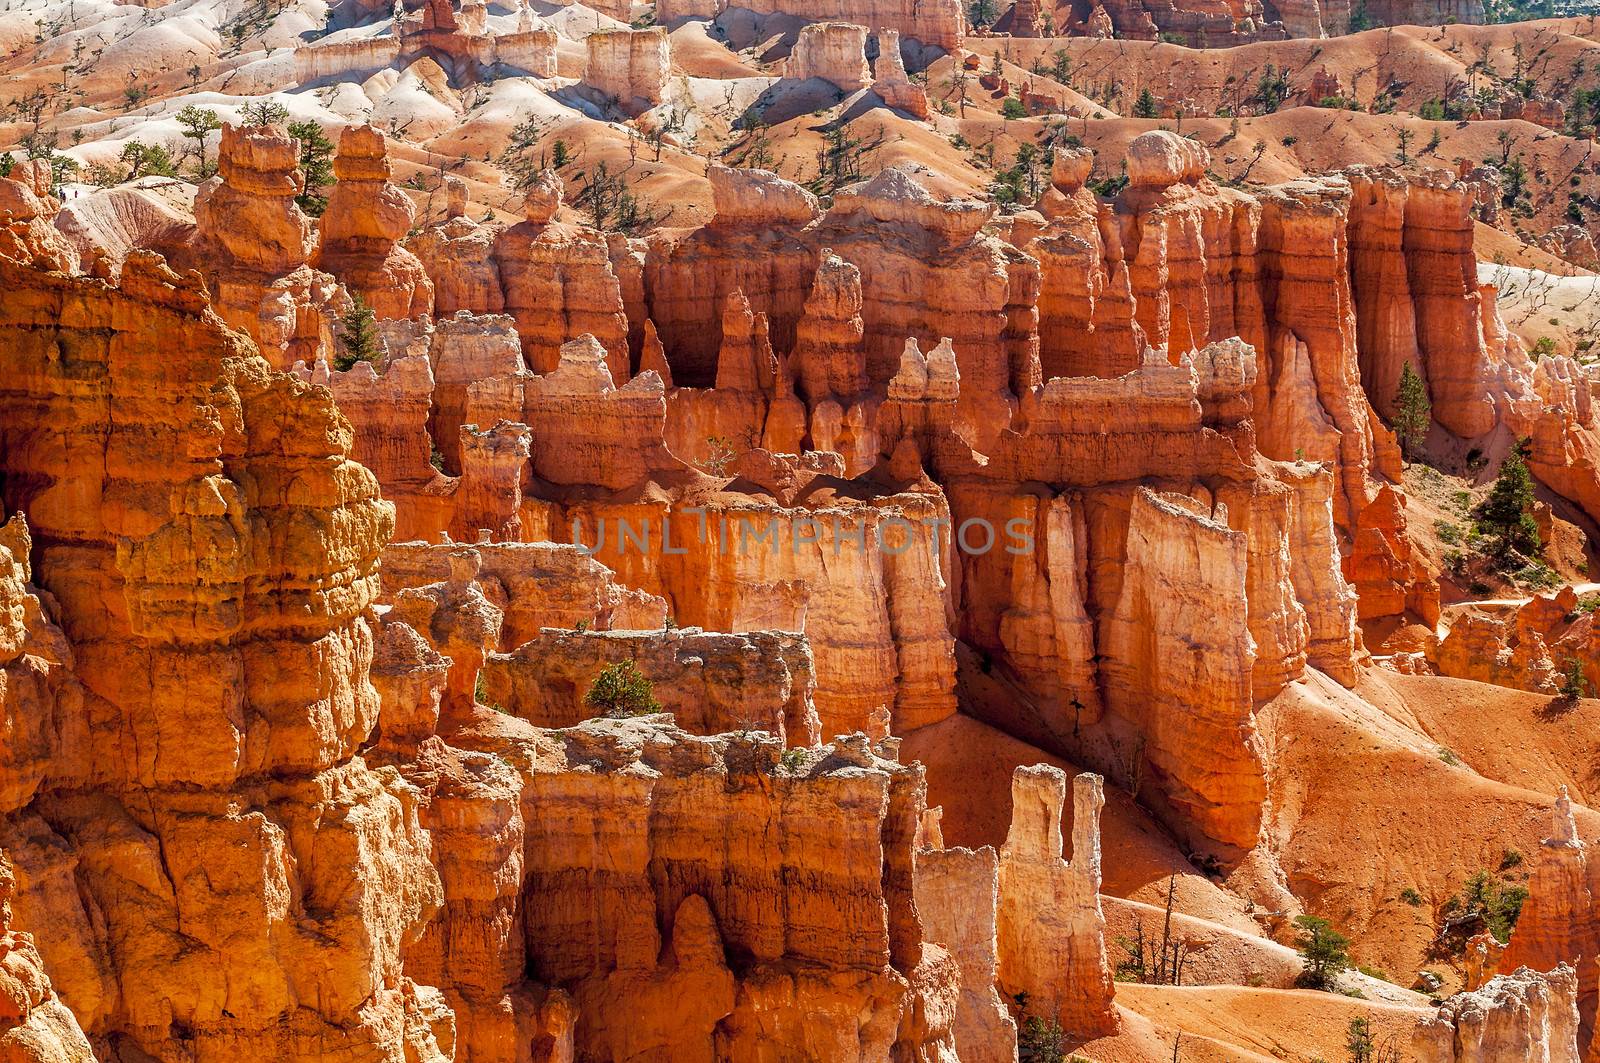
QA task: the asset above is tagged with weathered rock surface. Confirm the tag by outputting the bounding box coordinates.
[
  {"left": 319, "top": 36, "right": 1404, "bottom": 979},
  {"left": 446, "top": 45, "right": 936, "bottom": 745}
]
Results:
[
  {"left": 584, "top": 27, "right": 671, "bottom": 114},
  {"left": 1347, "top": 484, "right": 1440, "bottom": 627},
  {"left": 1494, "top": 789, "right": 1600, "bottom": 1043},
  {"left": 485, "top": 716, "right": 958, "bottom": 1062},
  {"left": 314, "top": 123, "right": 433, "bottom": 320},
  {"left": 0, "top": 854, "right": 95, "bottom": 1063},
  {"left": 0, "top": 162, "right": 79, "bottom": 275},
  {"left": 870, "top": 31, "right": 929, "bottom": 118},
  {"left": 997, "top": 766, "right": 1117, "bottom": 1037},
  {"left": 731, "top": 0, "right": 964, "bottom": 48},
  {"left": 382, "top": 537, "right": 667, "bottom": 648},
  {"left": 1347, "top": 166, "right": 1536, "bottom": 443},
  {"left": 491, "top": 188, "right": 631, "bottom": 378},
  {"left": 0, "top": 251, "right": 450, "bottom": 1060},
  {"left": 1434, "top": 587, "right": 1600, "bottom": 696},
  {"left": 913, "top": 842, "right": 1017, "bottom": 1063},
  {"left": 787, "top": 22, "right": 871, "bottom": 91},
  {"left": 191, "top": 123, "right": 339, "bottom": 366},
  {"left": 1099, "top": 489, "right": 1264, "bottom": 854},
  {"left": 1412, "top": 965, "right": 1580, "bottom": 1063},
  {"left": 478, "top": 626, "right": 821, "bottom": 744}
]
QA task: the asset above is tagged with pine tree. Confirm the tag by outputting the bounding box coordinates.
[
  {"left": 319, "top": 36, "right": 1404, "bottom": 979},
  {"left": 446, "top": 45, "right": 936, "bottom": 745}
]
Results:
[
  {"left": 1134, "top": 88, "right": 1160, "bottom": 118},
  {"left": 1346, "top": 1018, "right": 1377, "bottom": 1063},
  {"left": 1560, "top": 657, "right": 1590, "bottom": 699},
  {"left": 1292, "top": 914, "right": 1351, "bottom": 990},
  {"left": 1477, "top": 443, "right": 1540, "bottom": 557},
  {"left": 175, "top": 105, "right": 222, "bottom": 175},
  {"left": 334, "top": 294, "right": 379, "bottom": 372},
  {"left": 1392, "top": 362, "right": 1431, "bottom": 462},
  {"left": 240, "top": 99, "right": 289, "bottom": 125},
  {"left": 287, "top": 119, "right": 336, "bottom": 216}
]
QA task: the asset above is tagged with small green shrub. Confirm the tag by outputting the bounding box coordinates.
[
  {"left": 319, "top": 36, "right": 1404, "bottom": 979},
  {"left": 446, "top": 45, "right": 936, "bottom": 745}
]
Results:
[
  {"left": 1560, "top": 657, "right": 1591, "bottom": 699},
  {"left": 584, "top": 660, "right": 661, "bottom": 718},
  {"left": 1400, "top": 887, "right": 1423, "bottom": 906}
]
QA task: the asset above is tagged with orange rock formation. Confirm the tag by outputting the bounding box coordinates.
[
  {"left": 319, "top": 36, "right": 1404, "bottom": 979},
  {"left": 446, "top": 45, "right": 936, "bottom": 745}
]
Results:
[{"left": 313, "top": 124, "right": 433, "bottom": 320}]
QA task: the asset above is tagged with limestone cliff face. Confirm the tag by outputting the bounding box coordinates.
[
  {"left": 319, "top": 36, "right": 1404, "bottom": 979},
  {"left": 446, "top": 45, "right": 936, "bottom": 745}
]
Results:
[
  {"left": 870, "top": 31, "right": 928, "bottom": 118},
  {"left": 405, "top": 215, "right": 503, "bottom": 317},
  {"left": 0, "top": 853, "right": 94, "bottom": 1063},
  {"left": 1018, "top": 134, "right": 1388, "bottom": 532},
  {"left": 1435, "top": 587, "right": 1600, "bottom": 695},
  {"left": 1493, "top": 790, "right": 1600, "bottom": 1045},
  {"left": 570, "top": 485, "right": 961, "bottom": 739},
  {"left": 1412, "top": 965, "right": 1580, "bottom": 1063},
  {"left": 492, "top": 187, "right": 631, "bottom": 379},
  {"left": 1100, "top": 489, "right": 1264, "bottom": 854},
  {"left": 316, "top": 154, "right": 1394, "bottom": 861},
  {"left": 583, "top": 27, "right": 671, "bottom": 114},
  {"left": 913, "top": 842, "right": 1016, "bottom": 1063},
  {"left": 787, "top": 22, "right": 871, "bottom": 91},
  {"left": 0, "top": 251, "right": 453, "bottom": 1060},
  {"left": 382, "top": 538, "right": 667, "bottom": 648},
  {"left": 725, "top": 0, "right": 964, "bottom": 48},
  {"left": 1347, "top": 484, "right": 1440, "bottom": 627},
  {"left": 0, "top": 514, "right": 94, "bottom": 1063},
  {"left": 1347, "top": 167, "right": 1534, "bottom": 442},
  {"left": 1529, "top": 356, "right": 1600, "bottom": 530},
  {"left": 0, "top": 162, "right": 78, "bottom": 275},
  {"left": 402, "top": 172, "right": 630, "bottom": 382}
]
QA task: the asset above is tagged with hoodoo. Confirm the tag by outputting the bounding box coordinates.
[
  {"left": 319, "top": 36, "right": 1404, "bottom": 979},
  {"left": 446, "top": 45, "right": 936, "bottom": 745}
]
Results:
[{"left": 4, "top": 2, "right": 1600, "bottom": 1060}]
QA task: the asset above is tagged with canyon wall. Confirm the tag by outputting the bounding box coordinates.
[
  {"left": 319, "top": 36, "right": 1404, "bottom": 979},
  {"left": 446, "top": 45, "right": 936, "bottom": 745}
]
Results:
[{"left": 0, "top": 250, "right": 452, "bottom": 1060}]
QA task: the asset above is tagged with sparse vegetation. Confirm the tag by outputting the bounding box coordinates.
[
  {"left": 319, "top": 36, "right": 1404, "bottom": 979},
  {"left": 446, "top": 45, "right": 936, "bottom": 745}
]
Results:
[
  {"left": 287, "top": 119, "right": 336, "bottom": 216},
  {"left": 574, "top": 160, "right": 664, "bottom": 233},
  {"left": 1013, "top": 992, "right": 1067, "bottom": 1063},
  {"left": 1114, "top": 875, "right": 1193, "bottom": 985},
  {"left": 240, "top": 99, "right": 289, "bottom": 126},
  {"left": 703, "top": 435, "right": 737, "bottom": 475},
  {"left": 1476, "top": 442, "right": 1540, "bottom": 558},
  {"left": 175, "top": 105, "right": 222, "bottom": 175},
  {"left": 474, "top": 673, "right": 508, "bottom": 713},
  {"left": 583, "top": 660, "right": 661, "bottom": 718},
  {"left": 333, "top": 294, "right": 380, "bottom": 372},
  {"left": 1293, "top": 914, "right": 1351, "bottom": 991},
  {"left": 1436, "top": 869, "right": 1528, "bottom": 953},
  {"left": 1560, "top": 657, "right": 1591, "bottom": 699},
  {"left": 1392, "top": 362, "right": 1431, "bottom": 462},
  {"left": 118, "top": 141, "right": 179, "bottom": 181},
  {"left": 1345, "top": 1017, "right": 1402, "bottom": 1062}
]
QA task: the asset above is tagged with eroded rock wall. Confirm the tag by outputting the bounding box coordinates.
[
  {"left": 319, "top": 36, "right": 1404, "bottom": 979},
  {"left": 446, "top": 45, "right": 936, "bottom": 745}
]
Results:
[
  {"left": 0, "top": 251, "right": 451, "bottom": 1061},
  {"left": 478, "top": 627, "right": 820, "bottom": 744}
]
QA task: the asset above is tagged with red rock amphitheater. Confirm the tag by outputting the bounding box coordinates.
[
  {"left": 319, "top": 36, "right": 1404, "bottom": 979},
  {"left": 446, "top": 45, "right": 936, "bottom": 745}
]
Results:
[{"left": 4, "top": 0, "right": 1600, "bottom": 1057}]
